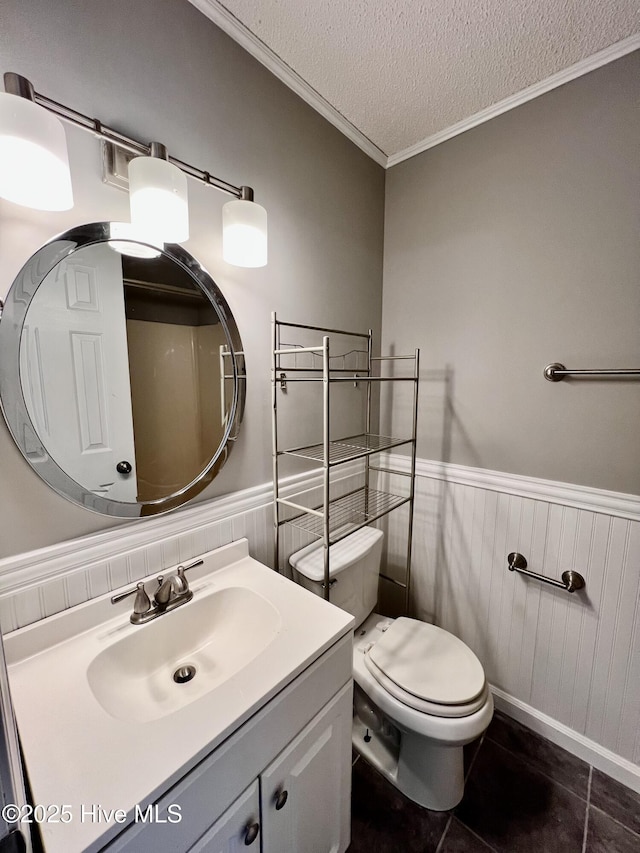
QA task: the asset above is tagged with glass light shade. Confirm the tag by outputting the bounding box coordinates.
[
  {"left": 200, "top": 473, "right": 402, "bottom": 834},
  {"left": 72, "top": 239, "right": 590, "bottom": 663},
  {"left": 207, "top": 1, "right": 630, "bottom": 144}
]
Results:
[
  {"left": 0, "top": 92, "right": 73, "bottom": 210},
  {"left": 128, "top": 155, "right": 189, "bottom": 244},
  {"left": 108, "top": 222, "right": 162, "bottom": 258},
  {"left": 222, "top": 199, "right": 268, "bottom": 268}
]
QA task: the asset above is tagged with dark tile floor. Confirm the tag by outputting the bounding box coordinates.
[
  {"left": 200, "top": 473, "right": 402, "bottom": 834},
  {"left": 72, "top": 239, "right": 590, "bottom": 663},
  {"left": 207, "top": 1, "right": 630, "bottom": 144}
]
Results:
[{"left": 349, "top": 711, "right": 640, "bottom": 853}]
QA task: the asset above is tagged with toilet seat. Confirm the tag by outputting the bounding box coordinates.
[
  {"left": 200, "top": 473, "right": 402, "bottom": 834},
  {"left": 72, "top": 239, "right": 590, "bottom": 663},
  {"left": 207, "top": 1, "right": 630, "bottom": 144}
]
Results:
[{"left": 363, "top": 617, "right": 487, "bottom": 718}]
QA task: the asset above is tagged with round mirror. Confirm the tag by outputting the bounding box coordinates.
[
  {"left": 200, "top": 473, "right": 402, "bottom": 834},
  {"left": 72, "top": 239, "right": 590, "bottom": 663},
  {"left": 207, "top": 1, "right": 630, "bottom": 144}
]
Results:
[{"left": 0, "top": 222, "right": 245, "bottom": 517}]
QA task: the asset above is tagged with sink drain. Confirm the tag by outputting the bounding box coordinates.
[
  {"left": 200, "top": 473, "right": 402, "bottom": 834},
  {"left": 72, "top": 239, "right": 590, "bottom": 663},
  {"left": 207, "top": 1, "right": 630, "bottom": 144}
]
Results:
[{"left": 173, "top": 664, "right": 196, "bottom": 684}]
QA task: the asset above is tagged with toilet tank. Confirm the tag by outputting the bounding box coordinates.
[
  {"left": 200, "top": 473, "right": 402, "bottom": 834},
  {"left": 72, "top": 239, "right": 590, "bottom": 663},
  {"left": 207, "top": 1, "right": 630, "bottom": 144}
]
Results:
[{"left": 289, "top": 526, "right": 384, "bottom": 628}]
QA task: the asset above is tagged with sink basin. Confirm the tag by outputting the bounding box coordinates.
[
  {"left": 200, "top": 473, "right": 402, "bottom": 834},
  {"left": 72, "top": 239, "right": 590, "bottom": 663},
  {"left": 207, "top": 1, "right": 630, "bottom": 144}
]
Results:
[
  {"left": 5, "top": 539, "right": 354, "bottom": 853},
  {"left": 87, "top": 585, "right": 281, "bottom": 722}
]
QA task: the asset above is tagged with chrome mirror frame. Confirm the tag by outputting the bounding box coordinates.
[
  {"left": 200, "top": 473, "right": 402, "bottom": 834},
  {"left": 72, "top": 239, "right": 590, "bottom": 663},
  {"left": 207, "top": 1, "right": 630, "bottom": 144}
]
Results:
[{"left": 0, "top": 222, "right": 246, "bottom": 517}]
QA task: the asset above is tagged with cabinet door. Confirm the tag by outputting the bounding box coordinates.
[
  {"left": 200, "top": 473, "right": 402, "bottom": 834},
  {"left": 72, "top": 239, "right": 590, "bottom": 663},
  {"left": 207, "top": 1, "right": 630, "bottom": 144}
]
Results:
[
  {"left": 260, "top": 683, "right": 352, "bottom": 853},
  {"left": 189, "top": 780, "right": 260, "bottom": 853}
]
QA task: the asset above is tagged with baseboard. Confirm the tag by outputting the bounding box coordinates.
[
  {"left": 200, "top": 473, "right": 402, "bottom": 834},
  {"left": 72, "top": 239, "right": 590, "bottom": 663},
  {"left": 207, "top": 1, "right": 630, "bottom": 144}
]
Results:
[{"left": 491, "top": 685, "right": 640, "bottom": 794}]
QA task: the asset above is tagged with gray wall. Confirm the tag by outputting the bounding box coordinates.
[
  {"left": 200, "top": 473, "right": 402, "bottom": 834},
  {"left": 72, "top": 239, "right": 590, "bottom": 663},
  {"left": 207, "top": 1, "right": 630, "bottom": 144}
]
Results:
[
  {"left": 382, "top": 52, "right": 640, "bottom": 495},
  {"left": 0, "top": 0, "right": 384, "bottom": 558}
]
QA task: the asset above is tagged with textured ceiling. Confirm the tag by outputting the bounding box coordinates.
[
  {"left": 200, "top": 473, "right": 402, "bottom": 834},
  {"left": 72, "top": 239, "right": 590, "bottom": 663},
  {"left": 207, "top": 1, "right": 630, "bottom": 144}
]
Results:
[{"left": 191, "top": 0, "right": 639, "bottom": 164}]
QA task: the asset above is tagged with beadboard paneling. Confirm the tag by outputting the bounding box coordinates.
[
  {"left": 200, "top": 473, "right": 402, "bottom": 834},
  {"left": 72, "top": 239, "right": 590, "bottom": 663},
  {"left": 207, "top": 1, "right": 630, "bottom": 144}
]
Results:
[
  {"left": 0, "top": 489, "right": 277, "bottom": 633},
  {"left": 0, "top": 465, "right": 362, "bottom": 633},
  {"left": 379, "top": 457, "right": 640, "bottom": 767},
  {"left": 1, "top": 455, "right": 638, "bottom": 777}
]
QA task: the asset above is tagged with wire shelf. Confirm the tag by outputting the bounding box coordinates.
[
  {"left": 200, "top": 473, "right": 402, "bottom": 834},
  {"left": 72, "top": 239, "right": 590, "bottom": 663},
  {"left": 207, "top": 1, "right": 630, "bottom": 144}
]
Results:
[
  {"left": 279, "top": 486, "right": 410, "bottom": 540},
  {"left": 282, "top": 433, "right": 413, "bottom": 464},
  {"left": 272, "top": 314, "right": 419, "bottom": 609}
]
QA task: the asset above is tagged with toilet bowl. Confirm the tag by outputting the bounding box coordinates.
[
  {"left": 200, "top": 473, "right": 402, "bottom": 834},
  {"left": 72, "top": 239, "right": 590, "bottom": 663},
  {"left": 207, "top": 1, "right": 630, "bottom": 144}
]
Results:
[{"left": 290, "top": 526, "right": 493, "bottom": 810}]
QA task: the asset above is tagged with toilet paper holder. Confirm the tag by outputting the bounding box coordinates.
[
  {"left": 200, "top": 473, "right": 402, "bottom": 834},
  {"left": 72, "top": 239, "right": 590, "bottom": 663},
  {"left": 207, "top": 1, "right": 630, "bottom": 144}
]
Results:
[{"left": 507, "top": 552, "right": 585, "bottom": 593}]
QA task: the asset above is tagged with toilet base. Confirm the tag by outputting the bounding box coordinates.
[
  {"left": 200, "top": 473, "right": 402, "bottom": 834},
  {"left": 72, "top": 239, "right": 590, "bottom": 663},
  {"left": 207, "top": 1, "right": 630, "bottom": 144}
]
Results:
[{"left": 352, "top": 716, "right": 465, "bottom": 811}]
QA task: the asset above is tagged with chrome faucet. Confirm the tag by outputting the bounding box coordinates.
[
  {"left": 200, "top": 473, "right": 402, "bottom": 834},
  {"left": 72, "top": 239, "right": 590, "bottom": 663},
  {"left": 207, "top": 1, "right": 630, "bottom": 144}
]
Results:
[
  {"left": 155, "top": 567, "right": 189, "bottom": 608},
  {"left": 111, "top": 559, "right": 203, "bottom": 624}
]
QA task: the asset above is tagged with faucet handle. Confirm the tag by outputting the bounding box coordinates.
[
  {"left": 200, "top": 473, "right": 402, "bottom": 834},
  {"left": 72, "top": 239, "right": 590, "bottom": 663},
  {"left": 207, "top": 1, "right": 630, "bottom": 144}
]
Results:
[
  {"left": 178, "top": 559, "right": 203, "bottom": 574},
  {"left": 133, "top": 582, "right": 151, "bottom": 615},
  {"left": 175, "top": 566, "right": 189, "bottom": 594},
  {"left": 111, "top": 581, "right": 147, "bottom": 605},
  {"left": 172, "top": 559, "right": 202, "bottom": 594},
  {"left": 110, "top": 581, "right": 151, "bottom": 617}
]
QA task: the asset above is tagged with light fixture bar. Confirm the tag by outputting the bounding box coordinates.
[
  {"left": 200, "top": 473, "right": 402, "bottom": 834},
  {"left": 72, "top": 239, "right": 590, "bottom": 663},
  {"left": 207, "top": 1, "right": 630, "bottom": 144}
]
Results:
[
  {"left": 167, "top": 155, "right": 244, "bottom": 197},
  {"left": 4, "top": 72, "right": 246, "bottom": 200},
  {"left": 3, "top": 72, "right": 267, "bottom": 267}
]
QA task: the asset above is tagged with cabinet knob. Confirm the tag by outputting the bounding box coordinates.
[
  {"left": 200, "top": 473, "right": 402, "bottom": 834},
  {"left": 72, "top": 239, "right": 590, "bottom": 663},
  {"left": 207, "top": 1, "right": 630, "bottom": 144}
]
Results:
[
  {"left": 243, "top": 821, "right": 260, "bottom": 845},
  {"left": 116, "top": 460, "right": 132, "bottom": 474},
  {"left": 274, "top": 788, "right": 288, "bottom": 810}
]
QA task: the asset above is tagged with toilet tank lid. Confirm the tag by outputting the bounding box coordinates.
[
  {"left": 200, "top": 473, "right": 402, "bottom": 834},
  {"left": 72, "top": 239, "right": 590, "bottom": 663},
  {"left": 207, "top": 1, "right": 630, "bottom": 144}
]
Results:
[{"left": 289, "top": 526, "right": 383, "bottom": 582}]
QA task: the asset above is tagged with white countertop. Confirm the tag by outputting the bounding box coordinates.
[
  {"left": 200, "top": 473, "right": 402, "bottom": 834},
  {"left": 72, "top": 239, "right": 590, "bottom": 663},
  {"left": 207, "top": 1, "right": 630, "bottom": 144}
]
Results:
[{"left": 4, "top": 539, "right": 353, "bottom": 853}]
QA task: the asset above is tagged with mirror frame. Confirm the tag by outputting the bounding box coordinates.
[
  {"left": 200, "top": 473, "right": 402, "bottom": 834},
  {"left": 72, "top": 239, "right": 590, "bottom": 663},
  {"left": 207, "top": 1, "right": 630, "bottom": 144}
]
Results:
[{"left": 0, "top": 222, "right": 246, "bottom": 517}]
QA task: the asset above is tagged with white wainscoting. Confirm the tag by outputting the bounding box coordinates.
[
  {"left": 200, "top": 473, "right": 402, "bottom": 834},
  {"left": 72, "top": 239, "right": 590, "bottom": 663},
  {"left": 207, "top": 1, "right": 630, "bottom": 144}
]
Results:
[
  {"left": 1, "top": 457, "right": 639, "bottom": 791},
  {"left": 377, "top": 455, "right": 640, "bottom": 790},
  {"left": 0, "top": 488, "right": 272, "bottom": 635},
  {"left": 0, "top": 465, "right": 362, "bottom": 634}
]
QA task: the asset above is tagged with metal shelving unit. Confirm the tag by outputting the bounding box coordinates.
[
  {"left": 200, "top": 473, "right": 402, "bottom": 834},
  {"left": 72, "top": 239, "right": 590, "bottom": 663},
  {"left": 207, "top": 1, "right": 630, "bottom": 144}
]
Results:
[{"left": 271, "top": 313, "right": 419, "bottom": 609}]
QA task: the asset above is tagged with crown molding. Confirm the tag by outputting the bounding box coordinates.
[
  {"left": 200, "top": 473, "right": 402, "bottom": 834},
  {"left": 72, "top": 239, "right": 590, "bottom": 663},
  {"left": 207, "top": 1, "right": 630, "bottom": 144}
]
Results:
[
  {"left": 187, "top": 0, "right": 388, "bottom": 167},
  {"left": 188, "top": 5, "right": 639, "bottom": 171},
  {"left": 188, "top": 7, "right": 638, "bottom": 170},
  {"left": 388, "top": 34, "right": 640, "bottom": 167}
]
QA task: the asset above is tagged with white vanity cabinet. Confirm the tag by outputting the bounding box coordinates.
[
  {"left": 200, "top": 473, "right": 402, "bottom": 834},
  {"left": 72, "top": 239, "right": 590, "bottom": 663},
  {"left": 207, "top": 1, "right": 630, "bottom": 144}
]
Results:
[
  {"left": 105, "top": 634, "right": 353, "bottom": 853},
  {"left": 188, "top": 781, "right": 260, "bottom": 852},
  {"left": 259, "top": 684, "right": 351, "bottom": 853},
  {"left": 189, "top": 685, "right": 351, "bottom": 853}
]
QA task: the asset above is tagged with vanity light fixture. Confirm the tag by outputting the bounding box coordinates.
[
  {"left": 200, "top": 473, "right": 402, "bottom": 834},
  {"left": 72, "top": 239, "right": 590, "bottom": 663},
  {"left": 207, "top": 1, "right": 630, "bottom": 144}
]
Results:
[
  {"left": 128, "top": 142, "right": 189, "bottom": 245},
  {"left": 0, "top": 72, "right": 267, "bottom": 267},
  {"left": 223, "top": 186, "right": 268, "bottom": 268},
  {"left": 0, "top": 72, "right": 73, "bottom": 211}
]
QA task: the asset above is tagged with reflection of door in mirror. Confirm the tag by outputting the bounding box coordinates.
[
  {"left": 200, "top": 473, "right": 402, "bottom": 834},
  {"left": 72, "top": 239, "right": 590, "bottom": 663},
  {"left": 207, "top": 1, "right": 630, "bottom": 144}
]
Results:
[
  {"left": 123, "top": 264, "right": 227, "bottom": 502},
  {"left": 2, "top": 223, "right": 245, "bottom": 516},
  {"left": 20, "top": 246, "right": 138, "bottom": 501}
]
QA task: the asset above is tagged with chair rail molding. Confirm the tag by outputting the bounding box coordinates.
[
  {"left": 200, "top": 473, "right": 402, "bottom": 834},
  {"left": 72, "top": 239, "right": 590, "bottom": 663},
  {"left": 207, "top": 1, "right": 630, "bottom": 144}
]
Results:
[{"left": 383, "top": 454, "right": 640, "bottom": 521}]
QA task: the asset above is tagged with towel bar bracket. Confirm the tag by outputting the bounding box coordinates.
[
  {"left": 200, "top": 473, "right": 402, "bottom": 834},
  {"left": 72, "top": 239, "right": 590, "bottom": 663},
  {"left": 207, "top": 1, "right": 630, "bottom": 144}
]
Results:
[
  {"left": 507, "top": 552, "right": 585, "bottom": 593},
  {"left": 544, "top": 363, "right": 567, "bottom": 382}
]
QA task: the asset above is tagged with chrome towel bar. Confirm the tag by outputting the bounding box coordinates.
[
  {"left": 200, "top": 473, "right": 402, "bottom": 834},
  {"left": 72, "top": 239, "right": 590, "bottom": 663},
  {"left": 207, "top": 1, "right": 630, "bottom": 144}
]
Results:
[
  {"left": 544, "top": 363, "right": 640, "bottom": 381},
  {"left": 507, "top": 552, "right": 585, "bottom": 593}
]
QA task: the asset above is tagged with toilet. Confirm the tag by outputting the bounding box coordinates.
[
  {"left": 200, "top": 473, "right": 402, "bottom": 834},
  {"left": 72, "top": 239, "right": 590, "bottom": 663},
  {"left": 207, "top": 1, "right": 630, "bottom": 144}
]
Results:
[{"left": 289, "top": 525, "right": 493, "bottom": 811}]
